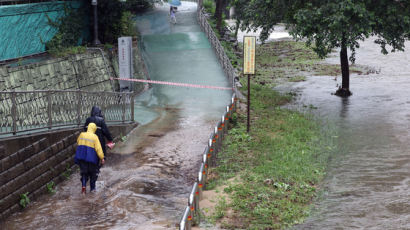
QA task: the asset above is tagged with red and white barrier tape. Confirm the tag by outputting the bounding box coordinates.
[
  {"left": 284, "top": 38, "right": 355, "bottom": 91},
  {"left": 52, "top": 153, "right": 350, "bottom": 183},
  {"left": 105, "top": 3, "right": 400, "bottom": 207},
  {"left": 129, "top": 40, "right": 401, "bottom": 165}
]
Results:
[{"left": 110, "top": 77, "right": 233, "bottom": 91}]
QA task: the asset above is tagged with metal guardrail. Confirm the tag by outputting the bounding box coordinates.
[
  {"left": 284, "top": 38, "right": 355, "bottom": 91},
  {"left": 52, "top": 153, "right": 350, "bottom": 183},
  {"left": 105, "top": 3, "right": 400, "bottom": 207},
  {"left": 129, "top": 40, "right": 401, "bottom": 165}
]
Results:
[
  {"left": 179, "top": 3, "right": 240, "bottom": 229},
  {"left": 0, "top": 90, "right": 135, "bottom": 136},
  {"left": 197, "top": 7, "right": 237, "bottom": 88},
  {"left": 179, "top": 94, "right": 237, "bottom": 230}
]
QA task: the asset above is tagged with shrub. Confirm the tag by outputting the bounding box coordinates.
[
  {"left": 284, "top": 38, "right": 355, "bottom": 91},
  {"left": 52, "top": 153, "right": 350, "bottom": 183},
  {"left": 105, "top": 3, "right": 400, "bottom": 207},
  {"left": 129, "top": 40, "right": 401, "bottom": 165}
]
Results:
[{"left": 45, "top": 4, "right": 87, "bottom": 55}]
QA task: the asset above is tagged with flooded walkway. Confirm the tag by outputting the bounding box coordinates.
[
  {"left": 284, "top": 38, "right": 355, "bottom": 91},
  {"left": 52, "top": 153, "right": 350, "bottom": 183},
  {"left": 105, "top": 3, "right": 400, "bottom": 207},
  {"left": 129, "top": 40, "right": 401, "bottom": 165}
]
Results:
[
  {"left": 0, "top": 2, "right": 231, "bottom": 229},
  {"left": 285, "top": 39, "right": 410, "bottom": 229}
]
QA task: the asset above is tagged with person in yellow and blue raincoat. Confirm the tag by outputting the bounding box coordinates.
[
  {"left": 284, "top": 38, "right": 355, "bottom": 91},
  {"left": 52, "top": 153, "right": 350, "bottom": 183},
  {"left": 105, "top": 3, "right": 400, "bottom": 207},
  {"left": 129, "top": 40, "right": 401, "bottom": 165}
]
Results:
[{"left": 74, "top": 122, "right": 105, "bottom": 194}]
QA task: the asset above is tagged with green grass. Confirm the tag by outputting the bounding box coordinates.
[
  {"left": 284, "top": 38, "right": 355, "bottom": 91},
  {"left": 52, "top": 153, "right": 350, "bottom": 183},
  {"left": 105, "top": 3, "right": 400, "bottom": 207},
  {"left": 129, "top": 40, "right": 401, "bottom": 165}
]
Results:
[
  {"left": 205, "top": 85, "right": 336, "bottom": 229},
  {"left": 48, "top": 46, "right": 87, "bottom": 57}
]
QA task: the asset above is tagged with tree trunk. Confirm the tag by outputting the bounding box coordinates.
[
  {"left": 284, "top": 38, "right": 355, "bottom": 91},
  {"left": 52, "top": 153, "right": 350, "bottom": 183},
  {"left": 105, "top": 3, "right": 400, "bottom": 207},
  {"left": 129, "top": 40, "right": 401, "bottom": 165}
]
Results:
[
  {"left": 234, "top": 19, "right": 240, "bottom": 41},
  {"left": 336, "top": 35, "right": 352, "bottom": 97},
  {"left": 340, "top": 46, "right": 349, "bottom": 89},
  {"left": 215, "top": 0, "right": 223, "bottom": 33}
]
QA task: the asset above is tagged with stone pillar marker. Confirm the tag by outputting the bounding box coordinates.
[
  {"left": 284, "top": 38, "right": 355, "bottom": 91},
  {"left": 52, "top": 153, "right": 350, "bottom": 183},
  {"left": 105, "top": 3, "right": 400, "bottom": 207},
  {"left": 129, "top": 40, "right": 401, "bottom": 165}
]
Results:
[{"left": 118, "top": 37, "right": 133, "bottom": 91}]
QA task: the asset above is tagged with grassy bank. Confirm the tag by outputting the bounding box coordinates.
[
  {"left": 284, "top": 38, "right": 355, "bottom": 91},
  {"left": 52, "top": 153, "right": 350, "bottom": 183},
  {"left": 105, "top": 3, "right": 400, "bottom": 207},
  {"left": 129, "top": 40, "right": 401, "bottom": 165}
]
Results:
[
  {"left": 198, "top": 32, "right": 339, "bottom": 228},
  {"left": 202, "top": 83, "right": 335, "bottom": 229}
]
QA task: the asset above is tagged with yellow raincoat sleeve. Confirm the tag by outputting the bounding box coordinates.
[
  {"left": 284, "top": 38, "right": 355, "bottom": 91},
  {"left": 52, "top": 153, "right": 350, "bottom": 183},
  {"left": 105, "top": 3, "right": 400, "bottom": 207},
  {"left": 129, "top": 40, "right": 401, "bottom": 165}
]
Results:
[{"left": 94, "top": 136, "right": 105, "bottom": 160}]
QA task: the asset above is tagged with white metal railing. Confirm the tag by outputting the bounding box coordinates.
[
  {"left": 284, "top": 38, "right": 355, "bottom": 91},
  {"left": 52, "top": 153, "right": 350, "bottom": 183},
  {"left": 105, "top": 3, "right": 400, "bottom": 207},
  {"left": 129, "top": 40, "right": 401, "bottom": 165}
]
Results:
[
  {"left": 0, "top": 90, "right": 135, "bottom": 136},
  {"left": 179, "top": 94, "right": 237, "bottom": 229}
]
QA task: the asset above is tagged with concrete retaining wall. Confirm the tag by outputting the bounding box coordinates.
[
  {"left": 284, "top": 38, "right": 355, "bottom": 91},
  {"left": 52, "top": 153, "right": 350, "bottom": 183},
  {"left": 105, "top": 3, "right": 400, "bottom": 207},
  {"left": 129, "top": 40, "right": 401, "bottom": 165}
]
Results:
[{"left": 0, "top": 50, "right": 115, "bottom": 92}]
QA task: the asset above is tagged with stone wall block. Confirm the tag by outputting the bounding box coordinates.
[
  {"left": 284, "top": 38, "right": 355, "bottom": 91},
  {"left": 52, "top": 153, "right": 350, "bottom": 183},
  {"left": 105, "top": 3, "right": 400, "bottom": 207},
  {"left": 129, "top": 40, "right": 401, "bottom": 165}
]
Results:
[
  {"left": 54, "top": 63, "right": 61, "bottom": 74},
  {"left": 31, "top": 69, "right": 41, "bottom": 81},
  {"left": 53, "top": 157, "right": 73, "bottom": 178},
  {"left": 31, "top": 137, "right": 47, "bottom": 154},
  {"left": 0, "top": 157, "right": 10, "bottom": 173},
  {"left": 62, "top": 144, "right": 74, "bottom": 160},
  {"left": 56, "top": 141, "right": 65, "bottom": 153},
  {"left": 55, "top": 148, "right": 67, "bottom": 163},
  {"left": 0, "top": 67, "right": 7, "bottom": 77},
  {"left": 1, "top": 163, "right": 24, "bottom": 185},
  {"left": 38, "top": 137, "right": 49, "bottom": 152},
  {"left": 50, "top": 143, "right": 59, "bottom": 156},
  {"left": 23, "top": 148, "right": 49, "bottom": 171},
  {"left": 0, "top": 79, "right": 6, "bottom": 91},
  {"left": 0, "top": 192, "right": 19, "bottom": 213},
  {"left": 38, "top": 169, "right": 54, "bottom": 186},
  {"left": 0, "top": 153, "right": 18, "bottom": 173},
  {"left": 0, "top": 165, "right": 55, "bottom": 212},
  {"left": 62, "top": 134, "right": 75, "bottom": 149},
  {"left": 2, "top": 171, "right": 30, "bottom": 198},
  {"left": 0, "top": 156, "right": 52, "bottom": 198},
  {"left": 18, "top": 144, "right": 35, "bottom": 161},
  {"left": 0, "top": 203, "right": 19, "bottom": 221},
  {"left": 8, "top": 72, "right": 17, "bottom": 88},
  {"left": 52, "top": 158, "right": 69, "bottom": 177},
  {"left": 45, "top": 147, "right": 55, "bottom": 159},
  {"left": 0, "top": 145, "right": 6, "bottom": 160},
  {"left": 39, "top": 65, "right": 48, "bottom": 79},
  {"left": 60, "top": 62, "right": 67, "bottom": 75}
]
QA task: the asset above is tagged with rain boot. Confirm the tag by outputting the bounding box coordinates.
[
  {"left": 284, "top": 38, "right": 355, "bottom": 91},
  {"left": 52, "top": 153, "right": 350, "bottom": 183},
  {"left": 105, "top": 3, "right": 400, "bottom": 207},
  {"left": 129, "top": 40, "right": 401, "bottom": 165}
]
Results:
[{"left": 81, "top": 176, "right": 87, "bottom": 194}]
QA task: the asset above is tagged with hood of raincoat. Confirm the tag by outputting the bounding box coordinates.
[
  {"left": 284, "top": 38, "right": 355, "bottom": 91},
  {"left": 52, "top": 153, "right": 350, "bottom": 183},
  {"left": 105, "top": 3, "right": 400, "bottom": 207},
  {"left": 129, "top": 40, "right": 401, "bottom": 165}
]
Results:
[
  {"left": 87, "top": 122, "right": 97, "bottom": 133},
  {"left": 90, "top": 106, "right": 102, "bottom": 117}
]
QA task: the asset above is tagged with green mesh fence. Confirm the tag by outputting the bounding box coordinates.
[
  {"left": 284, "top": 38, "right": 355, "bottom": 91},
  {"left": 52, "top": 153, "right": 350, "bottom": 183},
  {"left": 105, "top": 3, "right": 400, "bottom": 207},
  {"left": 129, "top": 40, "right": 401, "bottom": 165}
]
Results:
[{"left": 0, "top": 1, "right": 83, "bottom": 61}]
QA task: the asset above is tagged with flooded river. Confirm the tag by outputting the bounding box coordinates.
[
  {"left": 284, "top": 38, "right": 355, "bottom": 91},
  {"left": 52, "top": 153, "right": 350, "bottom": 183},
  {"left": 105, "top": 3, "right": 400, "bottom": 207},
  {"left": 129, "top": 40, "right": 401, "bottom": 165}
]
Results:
[
  {"left": 286, "top": 39, "right": 410, "bottom": 229},
  {"left": 0, "top": 2, "right": 232, "bottom": 229}
]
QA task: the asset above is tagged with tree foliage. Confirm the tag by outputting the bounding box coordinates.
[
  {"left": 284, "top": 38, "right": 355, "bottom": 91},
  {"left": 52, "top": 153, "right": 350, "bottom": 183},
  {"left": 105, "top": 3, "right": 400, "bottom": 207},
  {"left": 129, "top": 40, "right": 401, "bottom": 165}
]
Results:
[
  {"left": 234, "top": 0, "right": 410, "bottom": 96},
  {"left": 289, "top": 0, "right": 410, "bottom": 62},
  {"left": 94, "top": 0, "right": 158, "bottom": 44},
  {"left": 45, "top": 4, "right": 88, "bottom": 55},
  {"left": 231, "top": 0, "right": 287, "bottom": 41}
]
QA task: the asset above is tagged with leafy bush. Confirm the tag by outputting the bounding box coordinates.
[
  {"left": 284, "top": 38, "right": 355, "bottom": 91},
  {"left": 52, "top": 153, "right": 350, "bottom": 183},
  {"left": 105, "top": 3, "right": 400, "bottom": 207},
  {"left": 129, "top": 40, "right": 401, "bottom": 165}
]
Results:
[
  {"left": 45, "top": 4, "right": 87, "bottom": 56},
  {"left": 203, "top": 0, "right": 215, "bottom": 15},
  {"left": 125, "top": 0, "right": 156, "bottom": 12},
  {"left": 97, "top": 1, "right": 139, "bottom": 44},
  {"left": 118, "top": 11, "right": 138, "bottom": 37}
]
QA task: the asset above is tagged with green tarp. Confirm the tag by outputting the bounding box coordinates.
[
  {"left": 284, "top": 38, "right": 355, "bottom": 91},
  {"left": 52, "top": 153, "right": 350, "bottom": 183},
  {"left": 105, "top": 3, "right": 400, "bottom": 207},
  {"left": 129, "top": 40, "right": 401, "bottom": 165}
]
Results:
[{"left": 0, "top": 1, "right": 82, "bottom": 61}]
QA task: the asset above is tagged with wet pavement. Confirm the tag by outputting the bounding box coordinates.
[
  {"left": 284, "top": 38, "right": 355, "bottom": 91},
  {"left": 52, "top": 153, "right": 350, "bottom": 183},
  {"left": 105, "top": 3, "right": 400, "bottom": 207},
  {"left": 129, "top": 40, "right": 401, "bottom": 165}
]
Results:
[
  {"left": 0, "top": 2, "right": 232, "bottom": 229},
  {"left": 282, "top": 39, "right": 410, "bottom": 229}
]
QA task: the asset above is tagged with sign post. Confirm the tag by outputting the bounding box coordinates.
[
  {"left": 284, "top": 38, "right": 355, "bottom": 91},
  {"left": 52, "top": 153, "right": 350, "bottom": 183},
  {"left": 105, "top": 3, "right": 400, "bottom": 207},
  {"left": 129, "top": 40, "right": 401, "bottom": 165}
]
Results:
[{"left": 243, "top": 36, "right": 256, "bottom": 133}]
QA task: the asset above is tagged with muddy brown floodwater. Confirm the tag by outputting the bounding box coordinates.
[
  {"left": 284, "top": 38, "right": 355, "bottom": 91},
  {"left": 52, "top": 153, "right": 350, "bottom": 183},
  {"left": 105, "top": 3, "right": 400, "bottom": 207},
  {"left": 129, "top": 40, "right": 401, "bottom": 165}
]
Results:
[
  {"left": 278, "top": 38, "right": 410, "bottom": 229},
  {"left": 0, "top": 2, "right": 232, "bottom": 229}
]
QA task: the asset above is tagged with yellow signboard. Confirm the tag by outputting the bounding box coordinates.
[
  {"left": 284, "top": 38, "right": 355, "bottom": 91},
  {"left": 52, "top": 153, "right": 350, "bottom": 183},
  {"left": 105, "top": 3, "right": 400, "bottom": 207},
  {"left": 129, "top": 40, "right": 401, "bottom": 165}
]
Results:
[{"left": 243, "top": 36, "right": 256, "bottom": 74}]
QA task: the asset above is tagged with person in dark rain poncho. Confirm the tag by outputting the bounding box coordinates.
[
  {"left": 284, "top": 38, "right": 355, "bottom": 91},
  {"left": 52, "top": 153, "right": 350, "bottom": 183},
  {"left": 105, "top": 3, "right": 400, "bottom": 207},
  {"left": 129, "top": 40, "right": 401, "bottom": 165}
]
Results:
[{"left": 84, "top": 106, "right": 115, "bottom": 157}]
